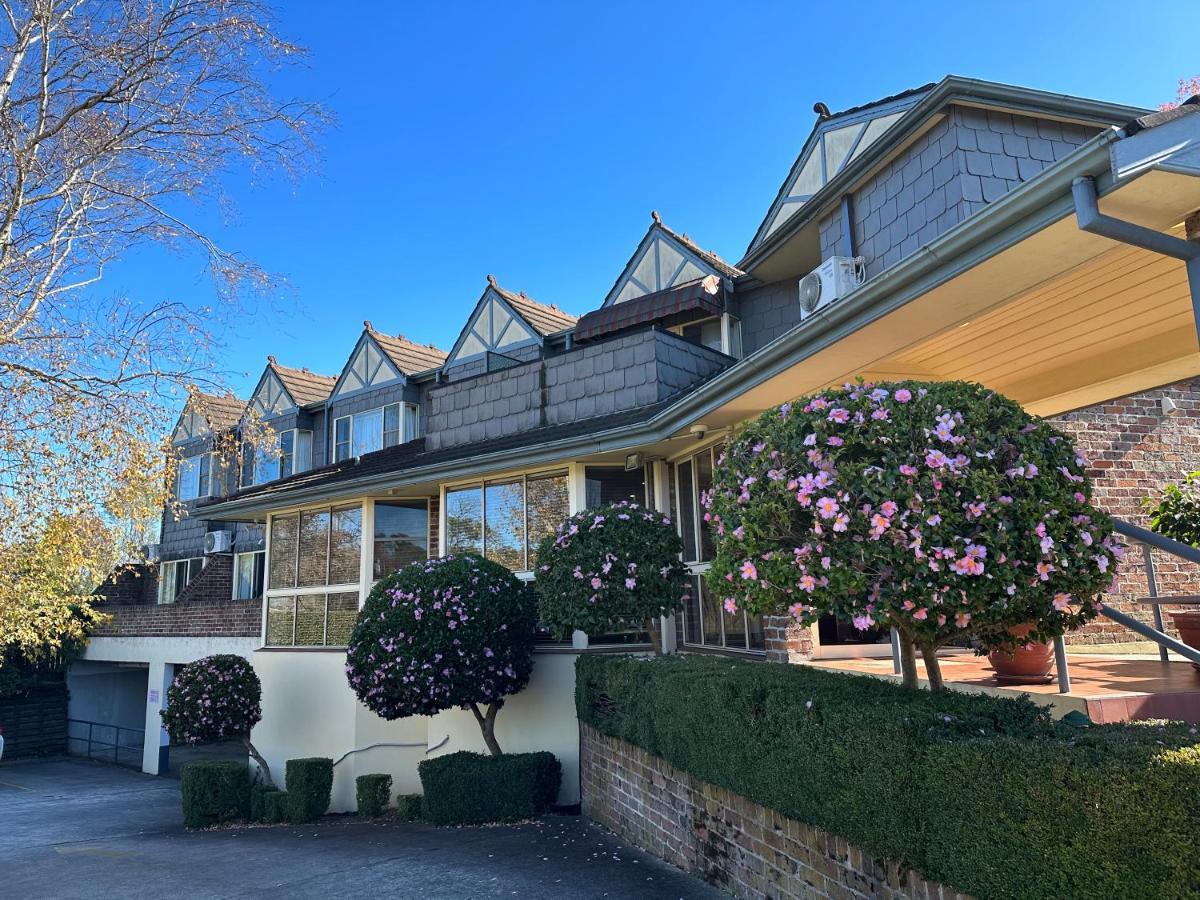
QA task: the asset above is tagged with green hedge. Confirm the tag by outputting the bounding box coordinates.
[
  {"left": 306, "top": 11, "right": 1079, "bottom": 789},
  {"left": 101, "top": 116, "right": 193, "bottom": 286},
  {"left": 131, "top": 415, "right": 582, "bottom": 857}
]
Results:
[
  {"left": 394, "top": 793, "right": 423, "bottom": 822},
  {"left": 577, "top": 655, "right": 1200, "bottom": 900},
  {"left": 356, "top": 773, "right": 392, "bottom": 818},
  {"left": 418, "top": 751, "right": 561, "bottom": 825},
  {"left": 180, "top": 760, "right": 250, "bottom": 829},
  {"left": 263, "top": 790, "right": 288, "bottom": 824},
  {"left": 284, "top": 757, "right": 333, "bottom": 824}
]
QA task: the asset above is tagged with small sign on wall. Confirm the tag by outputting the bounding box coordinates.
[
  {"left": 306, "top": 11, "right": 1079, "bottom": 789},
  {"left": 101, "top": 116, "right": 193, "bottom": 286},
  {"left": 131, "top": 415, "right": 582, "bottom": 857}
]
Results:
[{"left": 148, "top": 689, "right": 159, "bottom": 703}]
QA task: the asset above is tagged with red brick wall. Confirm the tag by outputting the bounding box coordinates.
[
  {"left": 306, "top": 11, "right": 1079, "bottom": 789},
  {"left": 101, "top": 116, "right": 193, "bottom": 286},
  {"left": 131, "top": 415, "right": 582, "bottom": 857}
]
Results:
[
  {"left": 1051, "top": 378, "right": 1200, "bottom": 644},
  {"left": 581, "top": 724, "right": 971, "bottom": 900},
  {"left": 763, "top": 616, "right": 813, "bottom": 663},
  {"left": 93, "top": 554, "right": 259, "bottom": 638}
]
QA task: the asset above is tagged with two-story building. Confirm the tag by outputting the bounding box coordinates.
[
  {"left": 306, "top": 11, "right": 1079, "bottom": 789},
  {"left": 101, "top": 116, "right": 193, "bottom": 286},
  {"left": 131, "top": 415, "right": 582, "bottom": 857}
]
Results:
[{"left": 77, "top": 76, "right": 1200, "bottom": 807}]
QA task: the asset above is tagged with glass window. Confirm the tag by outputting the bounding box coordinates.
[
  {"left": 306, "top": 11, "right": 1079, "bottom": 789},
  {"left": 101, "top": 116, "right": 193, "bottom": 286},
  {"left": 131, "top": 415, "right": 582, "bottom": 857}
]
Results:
[
  {"left": 373, "top": 501, "right": 429, "bottom": 579},
  {"left": 234, "top": 551, "right": 265, "bottom": 601},
  {"left": 677, "top": 460, "right": 697, "bottom": 563},
  {"left": 681, "top": 317, "right": 723, "bottom": 352},
  {"left": 279, "top": 430, "right": 295, "bottom": 479},
  {"left": 525, "top": 472, "right": 569, "bottom": 562},
  {"left": 584, "top": 466, "right": 645, "bottom": 508},
  {"left": 484, "top": 480, "right": 525, "bottom": 571},
  {"left": 268, "top": 513, "right": 298, "bottom": 589},
  {"left": 445, "top": 487, "right": 483, "bottom": 556},
  {"left": 352, "top": 407, "right": 383, "bottom": 457},
  {"left": 383, "top": 403, "right": 400, "bottom": 448},
  {"left": 325, "top": 592, "right": 360, "bottom": 646},
  {"left": 297, "top": 509, "right": 331, "bottom": 587},
  {"left": 177, "top": 455, "right": 204, "bottom": 501},
  {"left": 158, "top": 557, "right": 203, "bottom": 604},
  {"left": 334, "top": 417, "right": 351, "bottom": 462},
  {"left": 696, "top": 449, "right": 715, "bottom": 562},
  {"left": 404, "top": 403, "right": 420, "bottom": 441},
  {"left": 329, "top": 505, "right": 362, "bottom": 585},
  {"left": 266, "top": 596, "right": 295, "bottom": 645}
]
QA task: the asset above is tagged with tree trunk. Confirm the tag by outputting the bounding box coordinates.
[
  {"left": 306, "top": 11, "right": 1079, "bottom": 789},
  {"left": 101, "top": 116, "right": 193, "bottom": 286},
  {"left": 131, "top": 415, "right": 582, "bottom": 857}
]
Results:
[
  {"left": 470, "top": 702, "right": 503, "bottom": 756},
  {"left": 920, "top": 644, "right": 945, "bottom": 692},
  {"left": 245, "top": 738, "right": 274, "bottom": 788},
  {"left": 645, "top": 617, "right": 663, "bottom": 656},
  {"left": 898, "top": 633, "right": 920, "bottom": 690}
]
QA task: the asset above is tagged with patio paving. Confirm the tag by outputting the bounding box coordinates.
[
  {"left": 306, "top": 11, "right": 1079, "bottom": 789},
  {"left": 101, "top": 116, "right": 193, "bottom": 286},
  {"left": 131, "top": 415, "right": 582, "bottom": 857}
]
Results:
[
  {"left": 807, "top": 652, "right": 1200, "bottom": 723},
  {"left": 0, "top": 757, "right": 721, "bottom": 899}
]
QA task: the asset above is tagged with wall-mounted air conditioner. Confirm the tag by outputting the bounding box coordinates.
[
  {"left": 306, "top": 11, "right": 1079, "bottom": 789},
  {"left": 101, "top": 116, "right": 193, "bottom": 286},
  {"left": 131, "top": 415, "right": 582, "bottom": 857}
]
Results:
[
  {"left": 798, "top": 256, "right": 866, "bottom": 320},
  {"left": 204, "top": 530, "right": 233, "bottom": 554}
]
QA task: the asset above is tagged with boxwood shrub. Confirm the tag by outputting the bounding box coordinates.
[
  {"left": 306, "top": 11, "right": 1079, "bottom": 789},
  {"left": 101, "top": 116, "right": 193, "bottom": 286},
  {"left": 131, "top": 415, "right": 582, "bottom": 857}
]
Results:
[
  {"left": 284, "top": 757, "right": 333, "bottom": 824},
  {"left": 263, "top": 790, "right": 288, "bottom": 824},
  {"left": 419, "top": 751, "right": 561, "bottom": 825},
  {"left": 577, "top": 655, "right": 1200, "bottom": 900},
  {"left": 394, "top": 793, "right": 423, "bottom": 822},
  {"left": 180, "top": 760, "right": 250, "bottom": 829},
  {"left": 356, "top": 773, "right": 392, "bottom": 818}
]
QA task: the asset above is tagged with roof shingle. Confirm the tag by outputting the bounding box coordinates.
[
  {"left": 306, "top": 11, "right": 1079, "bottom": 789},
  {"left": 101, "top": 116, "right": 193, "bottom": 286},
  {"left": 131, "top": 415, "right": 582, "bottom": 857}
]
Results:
[
  {"left": 194, "top": 391, "right": 245, "bottom": 429},
  {"left": 268, "top": 359, "right": 337, "bottom": 406},
  {"left": 489, "top": 280, "right": 578, "bottom": 335},
  {"left": 368, "top": 328, "right": 450, "bottom": 375}
]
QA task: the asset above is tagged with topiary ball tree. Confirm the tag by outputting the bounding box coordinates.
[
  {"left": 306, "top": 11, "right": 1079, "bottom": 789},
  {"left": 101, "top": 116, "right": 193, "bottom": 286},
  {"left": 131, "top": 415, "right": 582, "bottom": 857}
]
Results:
[
  {"left": 534, "top": 501, "right": 690, "bottom": 655},
  {"left": 344, "top": 554, "right": 537, "bottom": 756},
  {"left": 704, "top": 380, "right": 1122, "bottom": 691},
  {"left": 1144, "top": 471, "right": 1200, "bottom": 547},
  {"left": 161, "top": 653, "right": 273, "bottom": 786}
]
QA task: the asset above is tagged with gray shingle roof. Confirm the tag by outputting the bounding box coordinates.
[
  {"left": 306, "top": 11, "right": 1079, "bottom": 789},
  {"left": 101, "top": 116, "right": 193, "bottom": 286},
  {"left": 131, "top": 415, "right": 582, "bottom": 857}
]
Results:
[
  {"left": 368, "top": 328, "right": 450, "bottom": 374},
  {"left": 194, "top": 391, "right": 245, "bottom": 429}
]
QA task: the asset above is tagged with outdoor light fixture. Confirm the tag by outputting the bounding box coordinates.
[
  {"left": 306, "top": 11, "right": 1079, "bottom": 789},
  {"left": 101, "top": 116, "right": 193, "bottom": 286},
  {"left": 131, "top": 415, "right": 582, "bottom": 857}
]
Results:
[
  {"left": 625, "top": 452, "right": 643, "bottom": 471},
  {"left": 1162, "top": 397, "right": 1184, "bottom": 417}
]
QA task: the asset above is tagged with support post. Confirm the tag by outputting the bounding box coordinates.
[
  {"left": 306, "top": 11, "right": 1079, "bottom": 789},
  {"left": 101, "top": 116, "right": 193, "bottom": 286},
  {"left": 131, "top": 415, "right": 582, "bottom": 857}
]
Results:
[
  {"left": 142, "top": 661, "right": 173, "bottom": 775},
  {"left": 890, "top": 628, "right": 902, "bottom": 675},
  {"left": 1141, "top": 542, "right": 1170, "bottom": 662},
  {"left": 1053, "top": 636, "right": 1071, "bottom": 695}
]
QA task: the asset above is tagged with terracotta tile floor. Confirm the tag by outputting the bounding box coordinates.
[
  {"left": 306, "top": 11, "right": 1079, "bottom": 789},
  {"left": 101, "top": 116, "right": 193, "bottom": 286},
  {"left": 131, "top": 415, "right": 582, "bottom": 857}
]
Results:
[{"left": 807, "top": 653, "right": 1200, "bottom": 723}]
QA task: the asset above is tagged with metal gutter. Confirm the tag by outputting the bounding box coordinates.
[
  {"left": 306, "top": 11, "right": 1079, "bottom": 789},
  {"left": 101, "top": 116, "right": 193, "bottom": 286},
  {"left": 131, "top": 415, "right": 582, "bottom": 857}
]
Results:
[
  {"left": 739, "top": 76, "right": 1149, "bottom": 271},
  {"left": 205, "top": 130, "right": 1125, "bottom": 521}
]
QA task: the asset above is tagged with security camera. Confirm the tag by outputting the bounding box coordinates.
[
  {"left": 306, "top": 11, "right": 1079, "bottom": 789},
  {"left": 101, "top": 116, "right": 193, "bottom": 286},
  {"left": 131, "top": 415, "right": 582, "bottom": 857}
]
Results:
[{"left": 690, "top": 424, "right": 708, "bottom": 441}]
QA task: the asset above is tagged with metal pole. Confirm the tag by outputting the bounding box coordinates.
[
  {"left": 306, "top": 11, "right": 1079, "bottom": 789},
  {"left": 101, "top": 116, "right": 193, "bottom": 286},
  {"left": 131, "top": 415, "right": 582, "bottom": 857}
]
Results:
[
  {"left": 890, "top": 628, "right": 902, "bottom": 675},
  {"left": 1141, "top": 543, "right": 1170, "bottom": 662},
  {"left": 1053, "top": 636, "right": 1071, "bottom": 694}
]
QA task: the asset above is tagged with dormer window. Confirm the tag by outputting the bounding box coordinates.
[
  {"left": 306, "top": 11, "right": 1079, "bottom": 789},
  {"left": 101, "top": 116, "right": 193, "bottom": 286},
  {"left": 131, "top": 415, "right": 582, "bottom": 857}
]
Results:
[
  {"left": 333, "top": 402, "right": 420, "bottom": 462},
  {"left": 177, "top": 453, "right": 214, "bottom": 501},
  {"left": 242, "top": 429, "right": 313, "bottom": 488}
]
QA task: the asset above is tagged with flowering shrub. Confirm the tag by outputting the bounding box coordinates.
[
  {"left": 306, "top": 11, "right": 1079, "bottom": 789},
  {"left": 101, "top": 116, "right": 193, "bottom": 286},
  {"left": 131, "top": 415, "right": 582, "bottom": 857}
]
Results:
[
  {"left": 344, "top": 555, "right": 537, "bottom": 755},
  {"left": 533, "top": 502, "right": 690, "bottom": 654},
  {"left": 704, "top": 381, "right": 1121, "bottom": 687},
  {"left": 1144, "top": 471, "right": 1200, "bottom": 547},
  {"left": 160, "top": 653, "right": 273, "bottom": 785}
]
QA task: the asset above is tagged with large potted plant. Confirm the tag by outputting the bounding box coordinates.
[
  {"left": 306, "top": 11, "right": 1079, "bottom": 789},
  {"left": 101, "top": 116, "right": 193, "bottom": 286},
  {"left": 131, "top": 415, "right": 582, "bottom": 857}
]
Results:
[
  {"left": 704, "top": 380, "right": 1121, "bottom": 690},
  {"left": 1144, "top": 471, "right": 1200, "bottom": 662},
  {"left": 532, "top": 501, "right": 691, "bottom": 655}
]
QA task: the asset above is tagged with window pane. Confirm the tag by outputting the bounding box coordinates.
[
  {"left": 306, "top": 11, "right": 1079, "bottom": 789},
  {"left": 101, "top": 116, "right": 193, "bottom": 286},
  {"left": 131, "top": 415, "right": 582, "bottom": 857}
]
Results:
[
  {"left": 266, "top": 596, "right": 295, "bottom": 646},
  {"left": 644, "top": 464, "right": 656, "bottom": 508},
  {"left": 295, "top": 594, "right": 326, "bottom": 646},
  {"left": 329, "top": 506, "right": 362, "bottom": 585},
  {"left": 584, "top": 466, "right": 645, "bottom": 508},
  {"left": 526, "top": 473, "right": 569, "bottom": 563},
  {"left": 175, "top": 560, "right": 190, "bottom": 598},
  {"left": 374, "top": 501, "right": 429, "bottom": 579},
  {"left": 178, "top": 457, "right": 200, "bottom": 501},
  {"left": 445, "top": 487, "right": 482, "bottom": 556},
  {"left": 298, "top": 509, "right": 331, "bottom": 587},
  {"left": 684, "top": 575, "right": 702, "bottom": 644},
  {"left": 159, "top": 562, "right": 177, "bottom": 604},
  {"left": 383, "top": 404, "right": 400, "bottom": 447},
  {"left": 700, "top": 577, "right": 723, "bottom": 645},
  {"left": 199, "top": 455, "right": 212, "bottom": 497},
  {"left": 723, "top": 595, "right": 747, "bottom": 649},
  {"left": 236, "top": 554, "right": 254, "bottom": 600},
  {"left": 269, "top": 514, "right": 298, "bottom": 589},
  {"left": 677, "top": 461, "right": 697, "bottom": 562},
  {"left": 334, "top": 418, "right": 351, "bottom": 462},
  {"left": 484, "top": 480, "right": 524, "bottom": 570},
  {"left": 325, "top": 592, "right": 359, "bottom": 646},
  {"left": 696, "top": 449, "right": 715, "bottom": 562},
  {"left": 253, "top": 441, "right": 276, "bottom": 485},
  {"left": 748, "top": 613, "right": 766, "bottom": 651},
  {"left": 352, "top": 408, "right": 383, "bottom": 456},
  {"left": 280, "top": 431, "right": 295, "bottom": 479},
  {"left": 404, "top": 403, "right": 420, "bottom": 440}
]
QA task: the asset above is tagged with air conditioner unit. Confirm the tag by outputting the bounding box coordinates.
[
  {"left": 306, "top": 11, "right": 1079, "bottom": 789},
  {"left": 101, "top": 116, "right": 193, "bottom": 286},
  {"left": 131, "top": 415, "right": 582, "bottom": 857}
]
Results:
[
  {"left": 798, "top": 256, "right": 866, "bottom": 320},
  {"left": 204, "top": 530, "right": 233, "bottom": 554}
]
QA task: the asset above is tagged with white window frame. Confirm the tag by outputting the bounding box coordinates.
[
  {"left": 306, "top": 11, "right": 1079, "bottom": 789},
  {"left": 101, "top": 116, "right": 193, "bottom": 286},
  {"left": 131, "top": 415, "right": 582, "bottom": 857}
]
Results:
[
  {"left": 242, "top": 429, "right": 312, "bottom": 488},
  {"left": 669, "top": 314, "right": 742, "bottom": 358},
  {"left": 333, "top": 402, "right": 420, "bottom": 463},
  {"left": 232, "top": 550, "right": 266, "bottom": 601},
  {"left": 177, "top": 453, "right": 214, "bottom": 501},
  {"left": 158, "top": 557, "right": 205, "bottom": 605}
]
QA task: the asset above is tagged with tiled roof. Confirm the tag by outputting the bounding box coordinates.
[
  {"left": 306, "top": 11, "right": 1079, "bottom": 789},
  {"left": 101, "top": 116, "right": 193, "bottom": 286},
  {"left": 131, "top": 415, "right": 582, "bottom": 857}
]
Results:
[
  {"left": 656, "top": 219, "right": 744, "bottom": 280},
  {"left": 268, "top": 360, "right": 336, "bottom": 406},
  {"left": 201, "top": 398, "right": 676, "bottom": 509},
  {"left": 1125, "top": 93, "right": 1200, "bottom": 136},
  {"left": 195, "top": 391, "right": 245, "bottom": 429},
  {"left": 490, "top": 282, "right": 578, "bottom": 335},
  {"left": 822, "top": 82, "right": 936, "bottom": 122},
  {"left": 368, "top": 328, "right": 449, "bottom": 374}
]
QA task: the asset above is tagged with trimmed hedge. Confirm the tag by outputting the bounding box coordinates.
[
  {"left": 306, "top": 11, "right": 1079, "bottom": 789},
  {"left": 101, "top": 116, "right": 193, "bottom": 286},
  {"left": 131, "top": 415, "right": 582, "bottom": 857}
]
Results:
[
  {"left": 356, "top": 773, "right": 392, "bottom": 818},
  {"left": 180, "top": 760, "right": 250, "bottom": 829},
  {"left": 394, "top": 793, "right": 423, "bottom": 822},
  {"left": 284, "top": 757, "right": 333, "bottom": 824},
  {"left": 419, "top": 751, "right": 561, "bottom": 825},
  {"left": 263, "top": 790, "right": 288, "bottom": 824},
  {"left": 577, "top": 655, "right": 1200, "bottom": 900}
]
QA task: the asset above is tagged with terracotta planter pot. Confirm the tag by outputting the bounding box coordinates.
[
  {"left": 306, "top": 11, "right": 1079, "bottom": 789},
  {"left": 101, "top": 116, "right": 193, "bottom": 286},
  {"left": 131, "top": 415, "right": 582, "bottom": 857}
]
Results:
[
  {"left": 1171, "top": 610, "right": 1200, "bottom": 671},
  {"left": 988, "top": 623, "right": 1054, "bottom": 684}
]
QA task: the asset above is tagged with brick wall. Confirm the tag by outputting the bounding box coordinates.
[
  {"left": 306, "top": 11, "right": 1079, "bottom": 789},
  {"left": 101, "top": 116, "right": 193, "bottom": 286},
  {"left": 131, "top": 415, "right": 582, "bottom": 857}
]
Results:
[
  {"left": 94, "top": 554, "right": 259, "bottom": 638},
  {"left": 1051, "top": 378, "right": 1200, "bottom": 644},
  {"left": 581, "top": 724, "right": 970, "bottom": 900},
  {"left": 762, "top": 616, "right": 813, "bottom": 663}
]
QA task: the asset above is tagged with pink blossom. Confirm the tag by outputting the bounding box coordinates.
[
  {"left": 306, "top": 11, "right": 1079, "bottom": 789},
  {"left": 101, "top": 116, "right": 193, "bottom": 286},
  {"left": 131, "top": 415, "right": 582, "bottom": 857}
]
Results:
[
  {"left": 625, "top": 577, "right": 637, "bottom": 589},
  {"left": 723, "top": 598, "right": 739, "bottom": 614},
  {"left": 590, "top": 577, "right": 602, "bottom": 589},
  {"left": 816, "top": 497, "right": 840, "bottom": 519},
  {"left": 895, "top": 388, "right": 912, "bottom": 403},
  {"left": 828, "top": 407, "right": 850, "bottom": 424},
  {"left": 740, "top": 560, "right": 758, "bottom": 581},
  {"left": 955, "top": 611, "right": 971, "bottom": 629},
  {"left": 1052, "top": 593, "right": 1072, "bottom": 611}
]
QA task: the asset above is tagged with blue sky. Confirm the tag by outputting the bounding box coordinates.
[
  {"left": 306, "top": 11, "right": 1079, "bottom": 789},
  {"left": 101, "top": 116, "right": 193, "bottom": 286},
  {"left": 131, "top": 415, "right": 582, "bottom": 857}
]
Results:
[{"left": 107, "top": 0, "right": 1198, "bottom": 399}]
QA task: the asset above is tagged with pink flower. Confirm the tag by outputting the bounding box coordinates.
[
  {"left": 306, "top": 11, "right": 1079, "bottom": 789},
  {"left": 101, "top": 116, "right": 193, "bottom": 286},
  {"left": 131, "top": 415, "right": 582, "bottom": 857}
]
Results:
[
  {"left": 740, "top": 560, "right": 758, "bottom": 581},
  {"left": 832, "top": 513, "right": 849, "bottom": 532},
  {"left": 828, "top": 407, "right": 850, "bottom": 424},
  {"left": 625, "top": 577, "right": 637, "bottom": 589},
  {"left": 816, "top": 497, "right": 840, "bottom": 519},
  {"left": 590, "top": 577, "right": 602, "bottom": 589},
  {"left": 852, "top": 613, "right": 875, "bottom": 631},
  {"left": 913, "top": 607, "right": 928, "bottom": 621},
  {"left": 1053, "top": 593, "right": 1072, "bottom": 611},
  {"left": 895, "top": 389, "right": 912, "bottom": 403},
  {"left": 955, "top": 611, "right": 971, "bottom": 629},
  {"left": 880, "top": 500, "right": 899, "bottom": 517},
  {"left": 723, "top": 598, "right": 738, "bottom": 614}
]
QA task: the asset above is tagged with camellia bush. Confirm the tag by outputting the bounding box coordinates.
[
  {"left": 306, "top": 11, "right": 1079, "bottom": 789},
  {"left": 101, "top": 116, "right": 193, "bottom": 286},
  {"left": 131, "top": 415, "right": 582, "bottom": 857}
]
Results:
[
  {"left": 1144, "top": 471, "right": 1200, "bottom": 547},
  {"left": 534, "top": 501, "right": 690, "bottom": 654},
  {"left": 344, "top": 555, "right": 537, "bottom": 756},
  {"left": 704, "top": 380, "right": 1122, "bottom": 690},
  {"left": 160, "top": 653, "right": 273, "bottom": 786}
]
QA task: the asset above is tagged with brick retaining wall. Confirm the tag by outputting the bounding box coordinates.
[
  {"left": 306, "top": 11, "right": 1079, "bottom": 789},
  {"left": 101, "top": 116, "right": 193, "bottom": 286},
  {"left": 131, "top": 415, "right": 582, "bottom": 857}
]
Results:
[{"left": 580, "top": 724, "right": 971, "bottom": 900}]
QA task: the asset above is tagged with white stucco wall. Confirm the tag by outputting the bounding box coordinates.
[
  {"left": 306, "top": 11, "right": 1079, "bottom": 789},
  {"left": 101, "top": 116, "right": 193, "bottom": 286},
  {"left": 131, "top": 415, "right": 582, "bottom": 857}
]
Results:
[{"left": 251, "top": 648, "right": 583, "bottom": 813}]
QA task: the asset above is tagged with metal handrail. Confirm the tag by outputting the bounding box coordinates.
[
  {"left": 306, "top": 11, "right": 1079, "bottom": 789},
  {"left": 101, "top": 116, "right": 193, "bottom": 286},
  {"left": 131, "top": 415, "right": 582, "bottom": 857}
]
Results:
[{"left": 67, "top": 718, "right": 144, "bottom": 768}]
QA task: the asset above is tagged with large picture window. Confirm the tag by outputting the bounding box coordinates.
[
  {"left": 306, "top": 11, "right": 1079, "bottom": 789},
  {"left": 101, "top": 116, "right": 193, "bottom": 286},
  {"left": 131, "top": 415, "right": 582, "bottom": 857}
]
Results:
[
  {"left": 674, "top": 446, "right": 765, "bottom": 653},
  {"left": 265, "top": 504, "right": 362, "bottom": 647},
  {"left": 373, "top": 500, "right": 429, "bottom": 579},
  {"left": 333, "top": 402, "right": 420, "bottom": 462},
  {"left": 444, "top": 471, "right": 568, "bottom": 572}
]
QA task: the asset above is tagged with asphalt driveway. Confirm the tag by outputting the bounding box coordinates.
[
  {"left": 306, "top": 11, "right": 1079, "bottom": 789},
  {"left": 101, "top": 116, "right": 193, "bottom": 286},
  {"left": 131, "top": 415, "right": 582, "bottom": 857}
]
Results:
[{"left": 0, "top": 758, "right": 722, "bottom": 899}]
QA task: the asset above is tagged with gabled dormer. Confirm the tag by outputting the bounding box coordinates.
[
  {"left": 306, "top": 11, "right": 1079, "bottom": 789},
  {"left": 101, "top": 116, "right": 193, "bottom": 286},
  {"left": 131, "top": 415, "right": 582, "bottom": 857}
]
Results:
[
  {"left": 169, "top": 390, "right": 245, "bottom": 501},
  {"left": 241, "top": 359, "right": 335, "bottom": 489},
  {"left": 442, "top": 275, "right": 577, "bottom": 371},
  {"left": 170, "top": 390, "right": 244, "bottom": 445},
  {"left": 603, "top": 212, "right": 743, "bottom": 307},
  {"left": 329, "top": 323, "right": 447, "bottom": 401}
]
